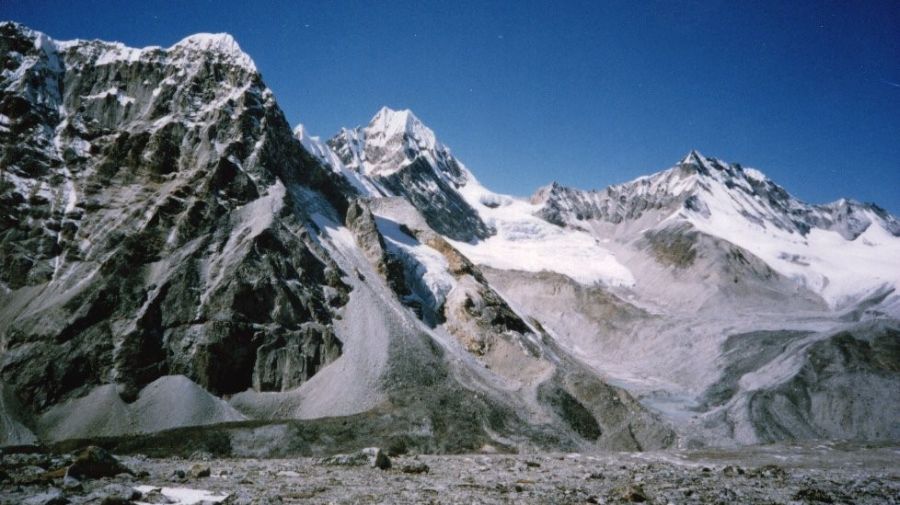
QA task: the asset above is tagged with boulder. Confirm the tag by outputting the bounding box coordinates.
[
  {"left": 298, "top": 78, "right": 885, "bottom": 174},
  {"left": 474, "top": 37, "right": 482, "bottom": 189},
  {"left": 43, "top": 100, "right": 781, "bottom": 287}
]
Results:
[
  {"left": 318, "top": 447, "right": 391, "bottom": 470},
  {"left": 65, "top": 446, "right": 133, "bottom": 480},
  {"left": 189, "top": 463, "right": 211, "bottom": 478}
]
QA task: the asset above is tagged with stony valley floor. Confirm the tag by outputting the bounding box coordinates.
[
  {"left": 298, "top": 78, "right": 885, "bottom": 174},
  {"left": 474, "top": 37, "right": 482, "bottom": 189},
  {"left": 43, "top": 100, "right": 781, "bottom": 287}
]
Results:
[{"left": 2, "top": 443, "right": 899, "bottom": 504}]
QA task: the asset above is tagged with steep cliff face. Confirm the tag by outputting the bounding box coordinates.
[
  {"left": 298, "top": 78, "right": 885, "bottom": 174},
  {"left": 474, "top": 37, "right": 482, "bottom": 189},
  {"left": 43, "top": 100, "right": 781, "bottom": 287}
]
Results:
[{"left": 0, "top": 22, "right": 352, "bottom": 413}]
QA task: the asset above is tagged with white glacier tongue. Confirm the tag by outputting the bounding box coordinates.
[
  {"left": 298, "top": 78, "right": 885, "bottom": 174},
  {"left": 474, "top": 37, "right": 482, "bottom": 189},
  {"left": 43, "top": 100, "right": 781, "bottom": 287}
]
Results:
[{"left": 449, "top": 172, "right": 637, "bottom": 288}]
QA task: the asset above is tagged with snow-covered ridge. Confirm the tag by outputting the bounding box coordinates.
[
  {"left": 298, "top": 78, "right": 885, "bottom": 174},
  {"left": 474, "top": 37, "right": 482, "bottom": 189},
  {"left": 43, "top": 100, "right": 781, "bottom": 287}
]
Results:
[
  {"left": 528, "top": 150, "right": 900, "bottom": 307},
  {"left": 314, "top": 108, "right": 900, "bottom": 304},
  {"left": 1, "top": 21, "right": 257, "bottom": 72},
  {"left": 294, "top": 123, "right": 378, "bottom": 196},
  {"left": 534, "top": 149, "right": 899, "bottom": 241}
]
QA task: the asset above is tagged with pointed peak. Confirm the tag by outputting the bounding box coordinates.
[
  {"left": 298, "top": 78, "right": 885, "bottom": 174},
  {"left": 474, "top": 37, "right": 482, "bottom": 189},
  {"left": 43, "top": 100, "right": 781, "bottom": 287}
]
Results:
[
  {"left": 368, "top": 106, "right": 423, "bottom": 134},
  {"left": 530, "top": 181, "right": 567, "bottom": 204},
  {"left": 680, "top": 149, "right": 707, "bottom": 166},
  {"left": 372, "top": 105, "right": 416, "bottom": 122},
  {"left": 0, "top": 20, "right": 35, "bottom": 36},
  {"left": 365, "top": 105, "right": 441, "bottom": 153}
]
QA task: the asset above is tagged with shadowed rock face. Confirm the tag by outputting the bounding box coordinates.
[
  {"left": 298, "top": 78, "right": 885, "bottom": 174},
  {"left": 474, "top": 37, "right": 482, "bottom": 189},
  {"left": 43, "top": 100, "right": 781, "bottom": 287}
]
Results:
[
  {"left": 376, "top": 157, "right": 491, "bottom": 243},
  {"left": 0, "top": 22, "right": 351, "bottom": 410}
]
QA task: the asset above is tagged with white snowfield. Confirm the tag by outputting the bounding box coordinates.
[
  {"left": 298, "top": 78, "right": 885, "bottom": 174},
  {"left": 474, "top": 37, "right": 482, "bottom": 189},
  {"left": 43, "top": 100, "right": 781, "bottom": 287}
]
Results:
[
  {"left": 453, "top": 173, "right": 636, "bottom": 287},
  {"left": 668, "top": 152, "right": 900, "bottom": 308}
]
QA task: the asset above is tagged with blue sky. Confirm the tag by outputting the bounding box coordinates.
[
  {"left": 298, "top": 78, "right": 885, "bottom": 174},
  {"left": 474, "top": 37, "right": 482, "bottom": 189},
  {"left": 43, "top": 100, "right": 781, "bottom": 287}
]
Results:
[{"left": 4, "top": 0, "right": 900, "bottom": 212}]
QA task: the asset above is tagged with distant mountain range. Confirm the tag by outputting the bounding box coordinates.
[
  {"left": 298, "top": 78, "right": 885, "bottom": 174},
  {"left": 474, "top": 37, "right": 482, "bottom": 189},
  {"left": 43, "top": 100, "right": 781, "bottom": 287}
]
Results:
[{"left": 1, "top": 22, "right": 897, "bottom": 453}]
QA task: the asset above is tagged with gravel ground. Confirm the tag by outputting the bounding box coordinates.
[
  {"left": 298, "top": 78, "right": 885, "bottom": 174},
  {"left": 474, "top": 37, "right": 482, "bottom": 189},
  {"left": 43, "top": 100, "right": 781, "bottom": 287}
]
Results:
[{"left": 2, "top": 443, "right": 898, "bottom": 504}]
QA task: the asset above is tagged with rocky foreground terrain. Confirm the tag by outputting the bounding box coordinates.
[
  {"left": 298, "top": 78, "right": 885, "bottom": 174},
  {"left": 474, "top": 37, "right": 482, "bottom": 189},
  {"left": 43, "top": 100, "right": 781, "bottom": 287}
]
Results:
[{"left": 2, "top": 444, "right": 899, "bottom": 504}]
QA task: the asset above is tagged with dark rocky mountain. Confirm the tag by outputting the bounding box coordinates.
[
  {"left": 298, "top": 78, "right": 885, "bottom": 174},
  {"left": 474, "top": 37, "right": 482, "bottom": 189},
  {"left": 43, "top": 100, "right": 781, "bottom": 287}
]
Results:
[{"left": 0, "top": 21, "right": 360, "bottom": 416}]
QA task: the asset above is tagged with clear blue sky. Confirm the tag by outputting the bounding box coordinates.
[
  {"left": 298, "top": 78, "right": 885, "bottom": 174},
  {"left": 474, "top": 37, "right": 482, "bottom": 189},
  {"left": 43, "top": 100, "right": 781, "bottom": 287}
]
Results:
[{"left": 4, "top": 0, "right": 900, "bottom": 213}]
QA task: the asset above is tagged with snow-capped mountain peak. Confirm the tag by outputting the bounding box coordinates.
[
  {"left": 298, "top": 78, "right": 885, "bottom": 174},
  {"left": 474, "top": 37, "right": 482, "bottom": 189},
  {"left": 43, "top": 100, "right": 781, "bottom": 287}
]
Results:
[
  {"left": 328, "top": 107, "right": 452, "bottom": 178},
  {"left": 368, "top": 106, "right": 441, "bottom": 152},
  {"left": 168, "top": 32, "right": 257, "bottom": 71},
  {"left": 526, "top": 151, "right": 900, "bottom": 307}
]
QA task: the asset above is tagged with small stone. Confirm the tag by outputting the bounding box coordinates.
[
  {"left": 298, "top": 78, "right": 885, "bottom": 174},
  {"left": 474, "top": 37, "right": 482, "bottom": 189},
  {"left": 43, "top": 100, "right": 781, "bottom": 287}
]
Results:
[
  {"left": 754, "top": 464, "right": 787, "bottom": 479},
  {"left": 794, "top": 487, "right": 834, "bottom": 503},
  {"left": 400, "top": 462, "right": 430, "bottom": 474},
  {"left": 722, "top": 465, "right": 744, "bottom": 477},
  {"left": 619, "top": 484, "right": 648, "bottom": 503},
  {"left": 318, "top": 447, "right": 391, "bottom": 470},
  {"left": 22, "top": 489, "right": 68, "bottom": 505},
  {"left": 136, "top": 487, "right": 174, "bottom": 504},
  {"left": 171, "top": 469, "right": 186, "bottom": 481},
  {"left": 86, "top": 483, "right": 142, "bottom": 505},
  {"left": 189, "top": 463, "right": 211, "bottom": 479},
  {"left": 61, "top": 476, "right": 82, "bottom": 491},
  {"left": 189, "top": 450, "right": 213, "bottom": 461}
]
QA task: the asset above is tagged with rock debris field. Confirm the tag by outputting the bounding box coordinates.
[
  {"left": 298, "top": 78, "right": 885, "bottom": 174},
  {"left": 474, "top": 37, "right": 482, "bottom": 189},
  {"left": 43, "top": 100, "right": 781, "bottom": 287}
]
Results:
[{"left": 2, "top": 443, "right": 899, "bottom": 504}]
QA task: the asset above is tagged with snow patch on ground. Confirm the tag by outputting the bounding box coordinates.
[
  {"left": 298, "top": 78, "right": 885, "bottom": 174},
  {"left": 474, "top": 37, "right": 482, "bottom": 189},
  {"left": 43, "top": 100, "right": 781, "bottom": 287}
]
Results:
[{"left": 134, "top": 485, "right": 229, "bottom": 505}]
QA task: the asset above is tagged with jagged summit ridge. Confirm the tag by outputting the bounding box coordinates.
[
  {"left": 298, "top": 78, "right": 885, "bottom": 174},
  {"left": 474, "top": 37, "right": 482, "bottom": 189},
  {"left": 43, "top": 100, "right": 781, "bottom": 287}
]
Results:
[{"left": 0, "top": 21, "right": 257, "bottom": 71}]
